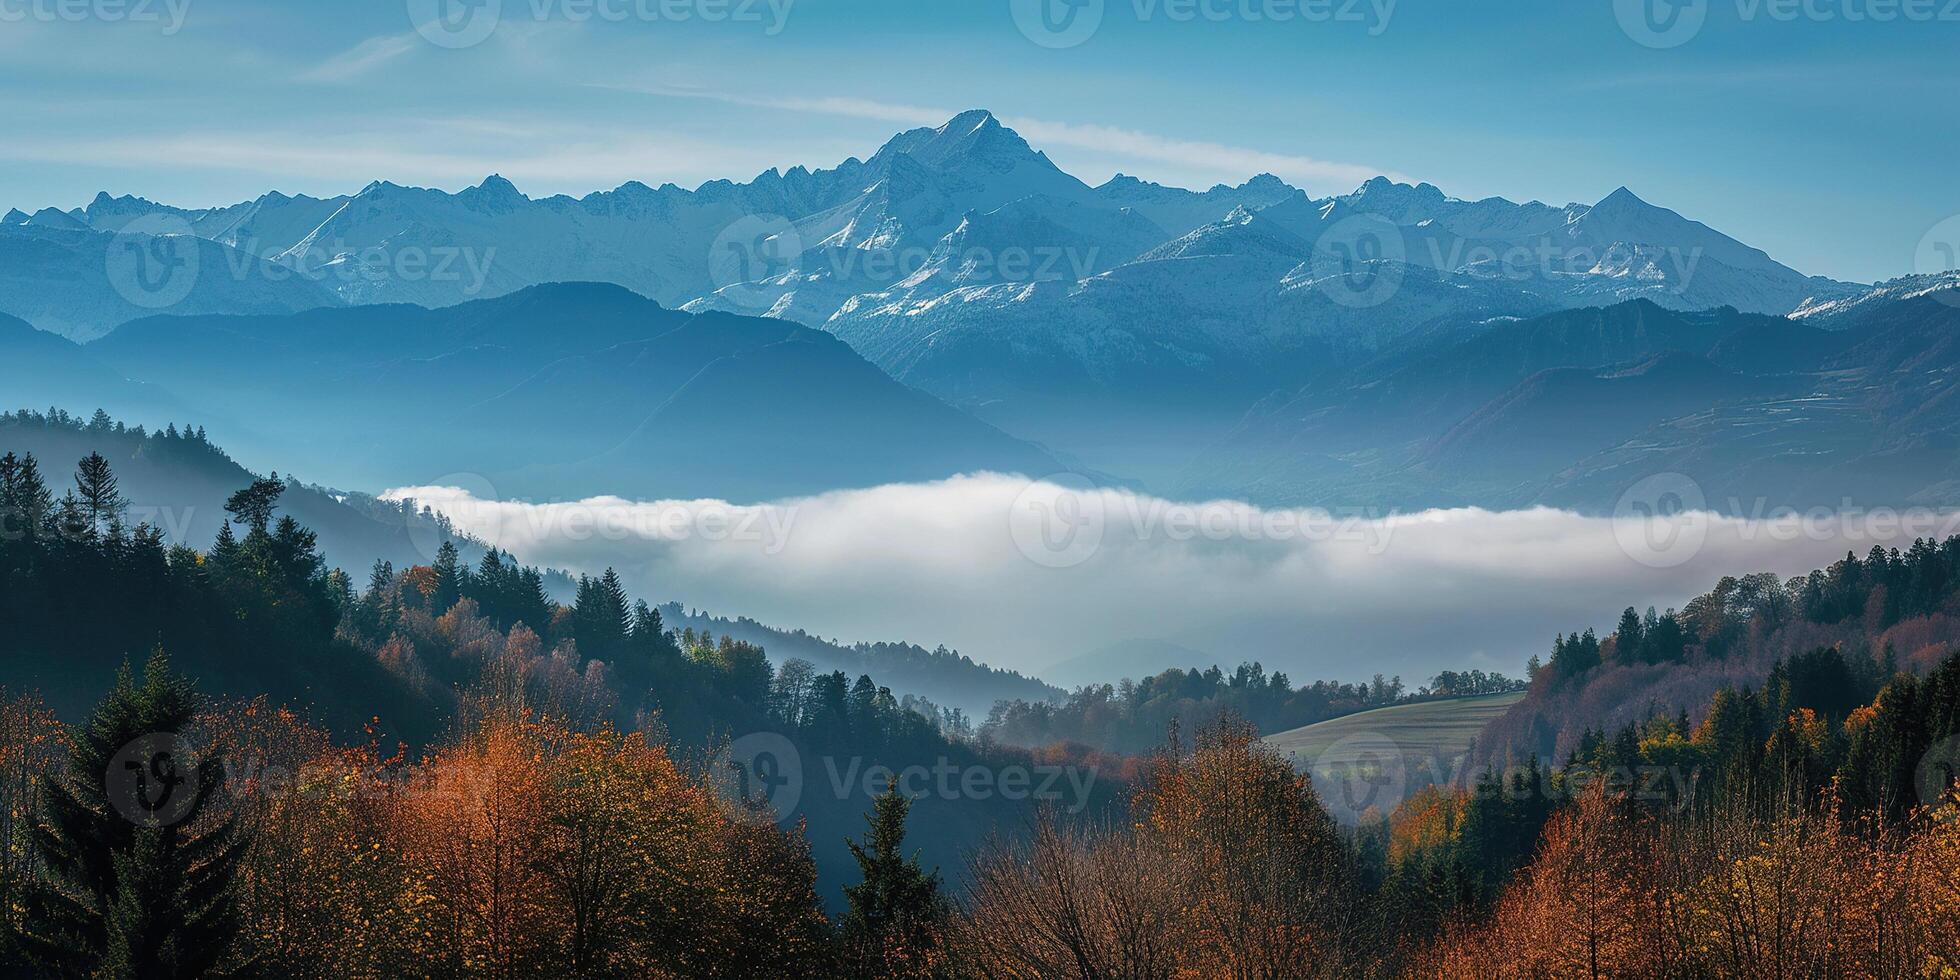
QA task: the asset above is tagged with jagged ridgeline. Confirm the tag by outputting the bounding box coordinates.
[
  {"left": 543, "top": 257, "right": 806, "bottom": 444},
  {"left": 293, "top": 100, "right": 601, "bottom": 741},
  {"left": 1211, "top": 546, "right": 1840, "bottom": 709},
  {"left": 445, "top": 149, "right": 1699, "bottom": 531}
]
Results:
[{"left": 12, "top": 110, "right": 1955, "bottom": 509}]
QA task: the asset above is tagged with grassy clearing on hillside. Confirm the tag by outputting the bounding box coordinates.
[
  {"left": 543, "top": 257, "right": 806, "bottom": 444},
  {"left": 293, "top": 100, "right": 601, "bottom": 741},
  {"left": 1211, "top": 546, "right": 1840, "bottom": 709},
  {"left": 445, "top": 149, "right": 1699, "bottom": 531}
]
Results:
[{"left": 1263, "top": 693, "right": 1526, "bottom": 820}]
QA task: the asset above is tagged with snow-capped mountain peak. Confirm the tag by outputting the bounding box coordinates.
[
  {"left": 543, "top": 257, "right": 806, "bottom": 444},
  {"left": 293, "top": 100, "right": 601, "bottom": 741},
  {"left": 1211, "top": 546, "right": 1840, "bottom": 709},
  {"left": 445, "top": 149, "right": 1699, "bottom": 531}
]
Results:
[
  {"left": 872, "top": 109, "right": 1048, "bottom": 175},
  {"left": 1564, "top": 184, "right": 1785, "bottom": 276},
  {"left": 1340, "top": 176, "right": 1449, "bottom": 223}
]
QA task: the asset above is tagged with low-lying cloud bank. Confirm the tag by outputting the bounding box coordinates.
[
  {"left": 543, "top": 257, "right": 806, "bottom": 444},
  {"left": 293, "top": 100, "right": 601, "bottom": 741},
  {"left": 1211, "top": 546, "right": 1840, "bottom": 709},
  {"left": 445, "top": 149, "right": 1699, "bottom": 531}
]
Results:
[{"left": 383, "top": 474, "right": 1960, "bottom": 687}]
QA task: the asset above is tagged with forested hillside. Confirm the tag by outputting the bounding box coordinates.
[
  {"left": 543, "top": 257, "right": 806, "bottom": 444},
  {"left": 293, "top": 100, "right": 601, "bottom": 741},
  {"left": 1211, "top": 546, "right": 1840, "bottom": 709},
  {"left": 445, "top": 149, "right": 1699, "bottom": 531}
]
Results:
[
  {"left": 0, "top": 408, "right": 476, "bottom": 577},
  {"left": 1, "top": 444, "right": 1958, "bottom": 975},
  {"left": 1478, "top": 536, "right": 1960, "bottom": 765},
  {"left": 0, "top": 445, "right": 1121, "bottom": 908},
  {"left": 659, "top": 605, "right": 1062, "bottom": 720}
]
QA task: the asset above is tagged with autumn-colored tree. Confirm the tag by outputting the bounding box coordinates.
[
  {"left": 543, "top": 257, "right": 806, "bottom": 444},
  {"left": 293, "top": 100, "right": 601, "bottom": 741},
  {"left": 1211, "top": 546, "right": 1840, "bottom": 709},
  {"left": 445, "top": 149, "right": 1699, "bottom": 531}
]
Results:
[
  {"left": 529, "top": 721, "right": 715, "bottom": 975},
  {"left": 0, "top": 691, "right": 61, "bottom": 959},
  {"left": 1138, "top": 716, "right": 1358, "bottom": 978},
  {"left": 963, "top": 716, "right": 1354, "bottom": 979},
  {"left": 961, "top": 814, "right": 1183, "bottom": 979},
  {"left": 391, "top": 719, "right": 556, "bottom": 978},
  {"left": 700, "top": 813, "right": 837, "bottom": 977},
  {"left": 1424, "top": 789, "right": 1668, "bottom": 979}
]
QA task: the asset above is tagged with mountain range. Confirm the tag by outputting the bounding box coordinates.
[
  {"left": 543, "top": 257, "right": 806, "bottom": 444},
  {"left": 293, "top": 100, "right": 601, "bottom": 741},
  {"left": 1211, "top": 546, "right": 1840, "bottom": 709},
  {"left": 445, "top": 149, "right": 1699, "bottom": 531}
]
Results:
[
  {"left": 8, "top": 109, "right": 1956, "bottom": 513},
  {"left": 6, "top": 110, "right": 1855, "bottom": 335}
]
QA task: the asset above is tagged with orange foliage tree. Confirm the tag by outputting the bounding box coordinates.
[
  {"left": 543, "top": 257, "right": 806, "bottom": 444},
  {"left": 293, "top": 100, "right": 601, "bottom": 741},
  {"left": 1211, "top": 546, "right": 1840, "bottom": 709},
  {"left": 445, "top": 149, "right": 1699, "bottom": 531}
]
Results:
[
  {"left": 961, "top": 717, "right": 1357, "bottom": 979},
  {"left": 196, "top": 691, "right": 833, "bottom": 977}
]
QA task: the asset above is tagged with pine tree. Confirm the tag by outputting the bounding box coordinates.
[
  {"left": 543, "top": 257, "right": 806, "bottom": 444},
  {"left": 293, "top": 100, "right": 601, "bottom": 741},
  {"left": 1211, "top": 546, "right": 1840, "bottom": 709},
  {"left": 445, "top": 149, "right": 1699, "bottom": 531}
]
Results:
[
  {"left": 209, "top": 521, "right": 239, "bottom": 569},
  {"left": 432, "top": 540, "right": 463, "bottom": 615},
  {"left": 72, "top": 452, "right": 124, "bottom": 539},
  {"left": 629, "top": 600, "right": 676, "bottom": 663},
  {"left": 572, "top": 569, "right": 631, "bottom": 662},
  {"left": 841, "top": 783, "right": 949, "bottom": 978},
  {"left": 517, "top": 566, "right": 552, "bottom": 633},
  {"left": 17, "top": 653, "right": 248, "bottom": 978},
  {"left": 356, "top": 559, "right": 401, "bottom": 641},
  {"left": 0, "top": 451, "right": 54, "bottom": 541},
  {"left": 1613, "top": 607, "right": 1644, "bottom": 664}
]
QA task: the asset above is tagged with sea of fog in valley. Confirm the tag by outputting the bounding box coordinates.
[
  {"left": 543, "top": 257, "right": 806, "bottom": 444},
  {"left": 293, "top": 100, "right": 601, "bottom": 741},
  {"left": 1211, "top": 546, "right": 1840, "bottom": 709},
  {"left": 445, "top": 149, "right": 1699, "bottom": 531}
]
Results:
[{"left": 385, "top": 473, "right": 1955, "bottom": 686}]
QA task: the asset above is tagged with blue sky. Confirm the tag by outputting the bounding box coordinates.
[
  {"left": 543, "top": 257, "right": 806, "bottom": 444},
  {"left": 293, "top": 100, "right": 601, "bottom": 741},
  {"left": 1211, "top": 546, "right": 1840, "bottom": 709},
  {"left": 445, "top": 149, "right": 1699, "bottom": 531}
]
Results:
[{"left": 2, "top": 0, "right": 1953, "bottom": 282}]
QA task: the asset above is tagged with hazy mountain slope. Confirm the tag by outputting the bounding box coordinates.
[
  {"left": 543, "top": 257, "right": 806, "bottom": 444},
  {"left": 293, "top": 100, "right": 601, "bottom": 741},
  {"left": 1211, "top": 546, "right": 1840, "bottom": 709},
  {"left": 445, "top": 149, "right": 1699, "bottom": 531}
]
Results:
[
  {"left": 0, "top": 223, "right": 338, "bottom": 340},
  {"left": 1520, "top": 295, "right": 1960, "bottom": 511},
  {"left": 1179, "top": 297, "right": 1960, "bottom": 512},
  {"left": 1703, "top": 316, "right": 1856, "bottom": 375},
  {"left": 529, "top": 328, "right": 1065, "bottom": 501},
  {"left": 0, "top": 313, "right": 182, "bottom": 420},
  {"left": 1040, "top": 638, "right": 1215, "bottom": 691},
  {"left": 1268, "top": 301, "right": 1783, "bottom": 451},
  {"left": 1420, "top": 352, "right": 1795, "bottom": 478},
  {"left": 70, "top": 283, "right": 1063, "bottom": 498}
]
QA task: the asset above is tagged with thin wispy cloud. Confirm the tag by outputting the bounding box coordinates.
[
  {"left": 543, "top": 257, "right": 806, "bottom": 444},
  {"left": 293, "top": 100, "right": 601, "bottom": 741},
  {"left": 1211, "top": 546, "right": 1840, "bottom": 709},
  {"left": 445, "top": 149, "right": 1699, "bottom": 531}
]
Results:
[
  {"left": 300, "top": 32, "right": 421, "bottom": 83},
  {"left": 0, "top": 126, "right": 784, "bottom": 196}
]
